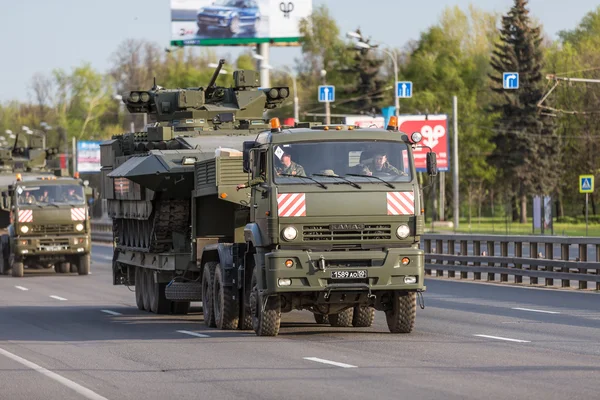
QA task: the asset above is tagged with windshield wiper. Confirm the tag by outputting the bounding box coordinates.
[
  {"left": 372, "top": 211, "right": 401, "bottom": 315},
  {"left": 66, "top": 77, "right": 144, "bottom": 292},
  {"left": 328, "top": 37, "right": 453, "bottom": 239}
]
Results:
[
  {"left": 45, "top": 202, "right": 60, "bottom": 208},
  {"left": 346, "top": 173, "right": 395, "bottom": 189},
  {"left": 278, "top": 173, "right": 327, "bottom": 189},
  {"left": 312, "top": 174, "right": 361, "bottom": 189}
]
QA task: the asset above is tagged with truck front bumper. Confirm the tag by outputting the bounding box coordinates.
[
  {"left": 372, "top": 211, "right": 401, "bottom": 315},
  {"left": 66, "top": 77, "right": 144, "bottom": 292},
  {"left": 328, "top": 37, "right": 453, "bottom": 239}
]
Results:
[
  {"left": 264, "top": 247, "right": 425, "bottom": 295},
  {"left": 13, "top": 235, "right": 91, "bottom": 257}
]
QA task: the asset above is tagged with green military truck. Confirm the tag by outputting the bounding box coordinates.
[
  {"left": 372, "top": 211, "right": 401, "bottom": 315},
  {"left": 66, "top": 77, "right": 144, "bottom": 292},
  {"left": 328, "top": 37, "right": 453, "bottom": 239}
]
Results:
[
  {"left": 102, "top": 62, "right": 436, "bottom": 336},
  {"left": 0, "top": 135, "right": 93, "bottom": 277}
]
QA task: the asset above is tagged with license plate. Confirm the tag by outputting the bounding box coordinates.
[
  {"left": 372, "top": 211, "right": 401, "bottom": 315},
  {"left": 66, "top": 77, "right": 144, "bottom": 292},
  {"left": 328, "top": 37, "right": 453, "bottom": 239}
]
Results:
[
  {"left": 330, "top": 270, "right": 367, "bottom": 279},
  {"left": 44, "top": 246, "right": 62, "bottom": 251}
]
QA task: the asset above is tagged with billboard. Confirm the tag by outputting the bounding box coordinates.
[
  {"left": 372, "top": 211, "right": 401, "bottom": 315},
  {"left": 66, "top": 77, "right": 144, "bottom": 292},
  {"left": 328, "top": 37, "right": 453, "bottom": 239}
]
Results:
[
  {"left": 344, "top": 115, "right": 385, "bottom": 129},
  {"left": 398, "top": 115, "right": 449, "bottom": 172},
  {"left": 76, "top": 141, "right": 102, "bottom": 173},
  {"left": 171, "top": 0, "right": 313, "bottom": 46}
]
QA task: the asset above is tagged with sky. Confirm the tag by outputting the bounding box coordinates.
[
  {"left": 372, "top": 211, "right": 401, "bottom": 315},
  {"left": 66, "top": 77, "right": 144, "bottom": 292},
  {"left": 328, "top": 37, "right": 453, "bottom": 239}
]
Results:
[{"left": 0, "top": 0, "right": 597, "bottom": 103}]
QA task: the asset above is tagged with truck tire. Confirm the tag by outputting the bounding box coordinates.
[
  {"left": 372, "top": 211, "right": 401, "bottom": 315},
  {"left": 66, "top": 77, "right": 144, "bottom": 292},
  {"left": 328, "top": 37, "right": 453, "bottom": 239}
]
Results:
[
  {"left": 329, "top": 308, "right": 353, "bottom": 327},
  {"left": 0, "top": 256, "right": 10, "bottom": 275},
  {"left": 11, "top": 262, "right": 24, "bottom": 278},
  {"left": 150, "top": 282, "right": 171, "bottom": 314},
  {"left": 386, "top": 292, "right": 416, "bottom": 333},
  {"left": 250, "top": 270, "right": 281, "bottom": 336},
  {"left": 202, "top": 262, "right": 217, "bottom": 327},
  {"left": 142, "top": 268, "right": 152, "bottom": 312},
  {"left": 135, "top": 267, "right": 145, "bottom": 311},
  {"left": 313, "top": 314, "right": 329, "bottom": 324},
  {"left": 213, "top": 264, "right": 239, "bottom": 330},
  {"left": 78, "top": 254, "right": 90, "bottom": 275},
  {"left": 172, "top": 301, "right": 190, "bottom": 315},
  {"left": 56, "top": 263, "right": 69, "bottom": 274},
  {"left": 148, "top": 271, "right": 158, "bottom": 313},
  {"left": 352, "top": 306, "right": 375, "bottom": 327}
]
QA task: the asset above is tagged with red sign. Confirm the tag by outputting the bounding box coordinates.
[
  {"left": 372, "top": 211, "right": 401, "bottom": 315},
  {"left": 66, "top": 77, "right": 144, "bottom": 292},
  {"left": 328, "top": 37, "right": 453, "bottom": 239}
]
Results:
[{"left": 398, "top": 115, "right": 449, "bottom": 172}]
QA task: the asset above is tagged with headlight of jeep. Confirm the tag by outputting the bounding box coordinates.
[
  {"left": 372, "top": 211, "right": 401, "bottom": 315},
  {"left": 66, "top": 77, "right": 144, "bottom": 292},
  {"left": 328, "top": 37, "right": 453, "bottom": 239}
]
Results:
[
  {"left": 20, "top": 225, "right": 29, "bottom": 234},
  {"left": 75, "top": 223, "right": 84, "bottom": 232},
  {"left": 282, "top": 226, "right": 298, "bottom": 241},
  {"left": 396, "top": 224, "right": 410, "bottom": 239}
]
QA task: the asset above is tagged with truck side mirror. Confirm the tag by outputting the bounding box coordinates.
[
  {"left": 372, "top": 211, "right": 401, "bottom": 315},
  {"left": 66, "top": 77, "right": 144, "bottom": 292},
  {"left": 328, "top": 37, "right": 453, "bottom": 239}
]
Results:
[
  {"left": 426, "top": 152, "right": 438, "bottom": 176},
  {"left": 242, "top": 141, "right": 255, "bottom": 173}
]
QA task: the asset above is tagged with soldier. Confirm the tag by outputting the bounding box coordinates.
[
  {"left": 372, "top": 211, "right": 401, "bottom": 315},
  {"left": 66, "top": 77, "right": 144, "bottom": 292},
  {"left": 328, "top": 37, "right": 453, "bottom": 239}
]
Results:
[
  {"left": 360, "top": 151, "right": 406, "bottom": 176},
  {"left": 276, "top": 153, "right": 306, "bottom": 177}
]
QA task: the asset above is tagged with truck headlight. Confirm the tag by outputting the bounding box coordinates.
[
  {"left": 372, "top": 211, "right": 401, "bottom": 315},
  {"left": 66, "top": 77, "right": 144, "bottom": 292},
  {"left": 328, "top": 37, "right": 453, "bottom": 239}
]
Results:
[
  {"left": 396, "top": 224, "right": 410, "bottom": 239},
  {"left": 20, "top": 225, "right": 29, "bottom": 234},
  {"left": 282, "top": 226, "right": 297, "bottom": 241},
  {"left": 75, "top": 223, "right": 84, "bottom": 232}
]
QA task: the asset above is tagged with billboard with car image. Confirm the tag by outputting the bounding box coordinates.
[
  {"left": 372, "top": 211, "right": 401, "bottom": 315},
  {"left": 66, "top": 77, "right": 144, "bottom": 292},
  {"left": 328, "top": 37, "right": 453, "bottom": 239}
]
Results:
[{"left": 171, "top": 0, "right": 312, "bottom": 46}]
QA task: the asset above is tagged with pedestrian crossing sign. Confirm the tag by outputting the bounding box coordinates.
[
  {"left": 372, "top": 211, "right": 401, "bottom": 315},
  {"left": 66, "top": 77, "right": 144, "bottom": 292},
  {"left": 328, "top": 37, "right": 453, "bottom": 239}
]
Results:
[{"left": 579, "top": 175, "right": 594, "bottom": 193}]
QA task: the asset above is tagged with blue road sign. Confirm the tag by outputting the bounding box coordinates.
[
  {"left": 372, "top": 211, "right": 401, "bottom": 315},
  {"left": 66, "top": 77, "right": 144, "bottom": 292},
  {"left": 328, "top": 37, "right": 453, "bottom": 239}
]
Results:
[
  {"left": 318, "top": 85, "right": 335, "bottom": 102},
  {"left": 503, "top": 72, "right": 519, "bottom": 89},
  {"left": 580, "top": 175, "right": 594, "bottom": 193},
  {"left": 397, "top": 81, "right": 413, "bottom": 98}
]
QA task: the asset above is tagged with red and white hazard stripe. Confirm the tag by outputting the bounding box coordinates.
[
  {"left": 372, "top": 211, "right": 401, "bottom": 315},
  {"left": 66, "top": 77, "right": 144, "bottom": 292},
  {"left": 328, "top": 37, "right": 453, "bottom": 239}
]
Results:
[
  {"left": 387, "top": 192, "right": 415, "bottom": 215},
  {"left": 71, "top": 207, "right": 86, "bottom": 221},
  {"left": 277, "top": 193, "right": 306, "bottom": 217},
  {"left": 18, "top": 210, "right": 33, "bottom": 223}
]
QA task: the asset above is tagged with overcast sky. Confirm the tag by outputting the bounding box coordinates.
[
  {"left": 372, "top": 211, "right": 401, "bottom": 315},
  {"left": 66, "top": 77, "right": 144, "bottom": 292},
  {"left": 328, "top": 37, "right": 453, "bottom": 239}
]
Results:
[{"left": 0, "top": 0, "right": 596, "bottom": 102}]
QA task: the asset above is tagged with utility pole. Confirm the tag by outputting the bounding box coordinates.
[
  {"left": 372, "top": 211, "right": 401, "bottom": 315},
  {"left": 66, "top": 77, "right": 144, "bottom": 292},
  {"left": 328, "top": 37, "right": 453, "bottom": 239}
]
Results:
[
  {"left": 321, "top": 69, "right": 330, "bottom": 124},
  {"left": 453, "top": 95, "right": 459, "bottom": 230}
]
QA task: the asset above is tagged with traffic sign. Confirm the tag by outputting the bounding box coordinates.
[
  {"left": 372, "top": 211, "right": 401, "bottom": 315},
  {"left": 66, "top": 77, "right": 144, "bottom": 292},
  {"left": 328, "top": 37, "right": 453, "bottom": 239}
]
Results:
[
  {"left": 397, "top": 81, "right": 413, "bottom": 98},
  {"left": 580, "top": 175, "right": 594, "bottom": 193},
  {"left": 318, "top": 85, "right": 335, "bottom": 102},
  {"left": 503, "top": 72, "right": 519, "bottom": 89}
]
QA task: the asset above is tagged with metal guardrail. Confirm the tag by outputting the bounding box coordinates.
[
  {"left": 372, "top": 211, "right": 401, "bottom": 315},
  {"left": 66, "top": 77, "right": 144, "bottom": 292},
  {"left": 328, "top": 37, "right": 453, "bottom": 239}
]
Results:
[
  {"left": 424, "top": 234, "right": 600, "bottom": 291},
  {"left": 90, "top": 221, "right": 600, "bottom": 290}
]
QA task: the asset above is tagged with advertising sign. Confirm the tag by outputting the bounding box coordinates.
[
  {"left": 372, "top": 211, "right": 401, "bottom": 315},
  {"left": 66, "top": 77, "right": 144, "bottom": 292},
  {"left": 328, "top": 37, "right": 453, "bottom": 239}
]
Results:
[
  {"left": 76, "top": 141, "right": 102, "bottom": 173},
  {"left": 398, "top": 115, "right": 449, "bottom": 172},
  {"left": 171, "top": 0, "right": 312, "bottom": 46},
  {"left": 344, "top": 115, "right": 385, "bottom": 129}
]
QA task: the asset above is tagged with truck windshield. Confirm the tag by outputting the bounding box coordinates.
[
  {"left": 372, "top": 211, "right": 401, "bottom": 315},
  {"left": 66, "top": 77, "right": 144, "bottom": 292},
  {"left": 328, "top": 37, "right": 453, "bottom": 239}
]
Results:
[
  {"left": 272, "top": 141, "right": 412, "bottom": 185},
  {"left": 16, "top": 184, "right": 85, "bottom": 206}
]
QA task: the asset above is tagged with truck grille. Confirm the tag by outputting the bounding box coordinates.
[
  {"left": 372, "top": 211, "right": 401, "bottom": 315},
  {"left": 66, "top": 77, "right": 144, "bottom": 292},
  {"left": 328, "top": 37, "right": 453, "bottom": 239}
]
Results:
[
  {"left": 31, "top": 224, "right": 77, "bottom": 235},
  {"left": 302, "top": 224, "right": 392, "bottom": 241}
]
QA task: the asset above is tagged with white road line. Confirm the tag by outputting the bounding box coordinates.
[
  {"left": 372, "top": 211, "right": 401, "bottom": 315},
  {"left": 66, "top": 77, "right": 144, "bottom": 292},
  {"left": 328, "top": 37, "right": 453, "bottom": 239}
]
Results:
[
  {"left": 0, "top": 347, "right": 109, "bottom": 400},
  {"left": 49, "top": 295, "right": 68, "bottom": 301},
  {"left": 303, "top": 357, "right": 358, "bottom": 368},
  {"left": 14, "top": 286, "right": 28, "bottom": 291},
  {"left": 100, "top": 310, "right": 122, "bottom": 316},
  {"left": 512, "top": 307, "right": 560, "bottom": 314},
  {"left": 474, "top": 334, "right": 531, "bottom": 343},
  {"left": 176, "top": 330, "right": 210, "bottom": 338}
]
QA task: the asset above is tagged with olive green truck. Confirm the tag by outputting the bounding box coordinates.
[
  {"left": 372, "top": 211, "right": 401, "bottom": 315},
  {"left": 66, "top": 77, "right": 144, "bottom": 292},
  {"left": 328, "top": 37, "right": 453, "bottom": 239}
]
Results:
[{"left": 102, "top": 63, "right": 436, "bottom": 336}]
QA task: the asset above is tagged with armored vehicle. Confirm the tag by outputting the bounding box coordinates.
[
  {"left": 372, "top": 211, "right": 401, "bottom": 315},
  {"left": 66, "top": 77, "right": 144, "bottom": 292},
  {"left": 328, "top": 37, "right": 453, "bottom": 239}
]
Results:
[
  {"left": 102, "top": 61, "right": 436, "bottom": 336},
  {"left": 0, "top": 133, "right": 94, "bottom": 277}
]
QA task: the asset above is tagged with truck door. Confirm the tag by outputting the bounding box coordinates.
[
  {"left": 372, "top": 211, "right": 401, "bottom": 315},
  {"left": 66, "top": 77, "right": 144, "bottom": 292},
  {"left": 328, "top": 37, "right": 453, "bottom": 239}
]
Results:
[{"left": 252, "top": 150, "right": 269, "bottom": 240}]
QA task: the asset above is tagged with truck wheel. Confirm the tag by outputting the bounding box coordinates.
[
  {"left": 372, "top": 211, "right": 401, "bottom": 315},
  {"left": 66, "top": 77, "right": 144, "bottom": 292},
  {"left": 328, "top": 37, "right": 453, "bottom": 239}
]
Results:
[
  {"left": 250, "top": 270, "right": 281, "bottom": 336},
  {"left": 150, "top": 282, "right": 171, "bottom": 314},
  {"left": 0, "top": 256, "right": 10, "bottom": 275},
  {"left": 213, "top": 264, "right": 239, "bottom": 330},
  {"left": 172, "top": 301, "right": 190, "bottom": 315},
  {"left": 77, "top": 254, "right": 90, "bottom": 275},
  {"left": 56, "top": 263, "right": 69, "bottom": 274},
  {"left": 134, "top": 267, "right": 145, "bottom": 310},
  {"left": 202, "top": 262, "right": 217, "bottom": 327},
  {"left": 11, "top": 262, "right": 24, "bottom": 278},
  {"left": 386, "top": 292, "right": 416, "bottom": 333},
  {"left": 352, "top": 306, "right": 375, "bottom": 327},
  {"left": 147, "top": 270, "right": 158, "bottom": 313},
  {"left": 313, "top": 314, "right": 329, "bottom": 324},
  {"left": 142, "top": 268, "right": 152, "bottom": 312},
  {"left": 329, "top": 308, "right": 353, "bottom": 327}
]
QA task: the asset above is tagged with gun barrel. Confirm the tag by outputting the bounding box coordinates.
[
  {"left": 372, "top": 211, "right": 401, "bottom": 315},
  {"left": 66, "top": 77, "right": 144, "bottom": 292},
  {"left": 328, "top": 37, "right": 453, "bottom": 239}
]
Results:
[{"left": 208, "top": 59, "right": 226, "bottom": 89}]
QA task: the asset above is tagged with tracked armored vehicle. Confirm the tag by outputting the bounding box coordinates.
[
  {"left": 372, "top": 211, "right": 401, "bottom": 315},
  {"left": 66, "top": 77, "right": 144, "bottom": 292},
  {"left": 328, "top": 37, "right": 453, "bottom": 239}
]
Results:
[{"left": 102, "top": 61, "right": 436, "bottom": 336}]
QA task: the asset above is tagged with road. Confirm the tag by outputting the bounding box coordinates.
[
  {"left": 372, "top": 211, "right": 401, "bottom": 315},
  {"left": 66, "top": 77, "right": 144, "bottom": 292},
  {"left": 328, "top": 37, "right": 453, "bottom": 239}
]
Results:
[{"left": 0, "top": 244, "right": 598, "bottom": 400}]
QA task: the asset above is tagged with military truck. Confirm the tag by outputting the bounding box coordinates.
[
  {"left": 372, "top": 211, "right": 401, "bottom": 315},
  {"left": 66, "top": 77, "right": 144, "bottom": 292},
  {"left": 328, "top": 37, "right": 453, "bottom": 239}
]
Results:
[
  {"left": 0, "top": 133, "right": 94, "bottom": 277},
  {"left": 102, "top": 62, "right": 436, "bottom": 336}
]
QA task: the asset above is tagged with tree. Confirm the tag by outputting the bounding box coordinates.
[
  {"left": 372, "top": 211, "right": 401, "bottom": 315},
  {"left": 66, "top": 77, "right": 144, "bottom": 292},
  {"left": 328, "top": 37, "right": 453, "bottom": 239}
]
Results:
[{"left": 488, "top": 0, "right": 558, "bottom": 223}]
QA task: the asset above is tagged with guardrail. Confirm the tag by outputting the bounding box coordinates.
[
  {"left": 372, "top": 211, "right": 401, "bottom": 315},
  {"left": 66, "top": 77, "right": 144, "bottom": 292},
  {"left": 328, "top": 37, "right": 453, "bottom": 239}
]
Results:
[
  {"left": 425, "top": 234, "right": 600, "bottom": 291},
  {"left": 90, "top": 221, "right": 600, "bottom": 291}
]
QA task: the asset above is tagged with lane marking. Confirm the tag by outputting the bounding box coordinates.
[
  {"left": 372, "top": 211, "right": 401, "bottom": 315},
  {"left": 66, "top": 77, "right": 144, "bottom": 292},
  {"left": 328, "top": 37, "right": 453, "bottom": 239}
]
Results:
[
  {"left": 15, "top": 286, "right": 29, "bottom": 291},
  {"left": 0, "top": 347, "right": 109, "bottom": 400},
  {"left": 176, "top": 330, "right": 210, "bottom": 338},
  {"left": 303, "top": 357, "right": 358, "bottom": 368},
  {"left": 50, "top": 295, "right": 68, "bottom": 301},
  {"left": 474, "top": 334, "right": 530, "bottom": 343},
  {"left": 512, "top": 307, "right": 560, "bottom": 314},
  {"left": 100, "top": 310, "right": 122, "bottom": 316}
]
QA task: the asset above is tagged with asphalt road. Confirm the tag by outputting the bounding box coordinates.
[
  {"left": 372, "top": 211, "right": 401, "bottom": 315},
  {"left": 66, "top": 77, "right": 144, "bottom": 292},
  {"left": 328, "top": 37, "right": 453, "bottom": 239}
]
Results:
[{"left": 0, "top": 244, "right": 598, "bottom": 400}]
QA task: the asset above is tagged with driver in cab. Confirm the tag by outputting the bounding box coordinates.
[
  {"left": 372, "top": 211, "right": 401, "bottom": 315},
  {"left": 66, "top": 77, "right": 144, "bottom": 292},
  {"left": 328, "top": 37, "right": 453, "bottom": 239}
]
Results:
[{"left": 358, "top": 151, "right": 406, "bottom": 176}]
